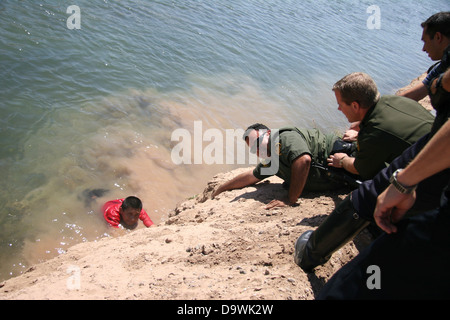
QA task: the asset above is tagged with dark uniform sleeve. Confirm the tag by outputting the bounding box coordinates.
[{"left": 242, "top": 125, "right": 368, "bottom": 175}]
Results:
[
  {"left": 354, "top": 129, "right": 402, "bottom": 180},
  {"left": 253, "top": 162, "right": 270, "bottom": 180},
  {"left": 281, "top": 131, "right": 311, "bottom": 165}
]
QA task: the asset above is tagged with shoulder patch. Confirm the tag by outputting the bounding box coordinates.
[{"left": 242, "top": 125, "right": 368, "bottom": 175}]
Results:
[{"left": 275, "top": 142, "right": 282, "bottom": 156}]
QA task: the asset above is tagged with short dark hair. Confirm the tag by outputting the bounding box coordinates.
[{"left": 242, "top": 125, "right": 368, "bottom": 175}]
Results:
[
  {"left": 422, "top": 12, "right": 450, "bottom": 39},
  {"left": 243, "top": 123, "right": 269, "bottom": 141},
  {"left": 121, "top": 196, "right": 143, "bottom": 211}
]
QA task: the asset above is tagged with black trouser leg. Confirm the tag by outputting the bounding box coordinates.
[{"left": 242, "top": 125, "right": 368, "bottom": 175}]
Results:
[
  {"left": 317, "top": 189, "right": 450, "bottom": 300},
  {"left": 295, "top": 195, "right": 369, "bottom": 272}
]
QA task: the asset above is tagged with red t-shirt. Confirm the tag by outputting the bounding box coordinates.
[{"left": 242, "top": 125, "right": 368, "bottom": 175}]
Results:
[{"left": 102, "top": 199, "right": 153, "bottom": 228}]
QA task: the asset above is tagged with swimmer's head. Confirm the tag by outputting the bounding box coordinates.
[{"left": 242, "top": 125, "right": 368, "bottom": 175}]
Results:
[{"left": 120, "top": 196, "right": 143, "bottom": 229}]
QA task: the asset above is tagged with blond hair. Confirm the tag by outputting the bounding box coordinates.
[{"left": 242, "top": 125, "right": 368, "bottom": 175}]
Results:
[{"left": 332, "top": 72, "right": 380, "bottom": 109}]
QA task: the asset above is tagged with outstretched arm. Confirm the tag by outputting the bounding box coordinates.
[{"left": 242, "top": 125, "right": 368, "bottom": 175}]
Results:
[
  {"left": 397, "top": 82, "right": 429, "bottom": 102},
  {"left": 212, "top": 170, "right": 261, "bottom": 198}
]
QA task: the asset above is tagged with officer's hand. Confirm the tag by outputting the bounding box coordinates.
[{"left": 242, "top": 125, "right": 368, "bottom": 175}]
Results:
[
  {"left": 265, "top": 199, "right": 288, "bottom": 210},
  {"left": 327, "top": 153, "right": 347, "bottom": 168},
  {"left": 343, "top": 129, "right": 358, "bottom": 142},
  {"left": 373, "top": 184, "right": 416, "bottom": 234}
]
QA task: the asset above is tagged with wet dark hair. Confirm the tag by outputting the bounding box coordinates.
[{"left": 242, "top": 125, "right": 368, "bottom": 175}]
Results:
[
  {"left": 121, "top": 196, "right": 143, "bottom": 211},
  {"left": 243, "top": 123, "right": 269, "bottom": 140},
  {"left": 422, "top": 12, "right": 450, "bottom": 39}
]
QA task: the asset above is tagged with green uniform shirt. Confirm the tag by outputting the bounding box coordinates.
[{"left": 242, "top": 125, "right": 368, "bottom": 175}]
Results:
[
  {"left": 253, "top": 127, "right": 337, "bottom": 190},
  {"left": 355, "top": 95, "right": 434, "bottom": 180}
]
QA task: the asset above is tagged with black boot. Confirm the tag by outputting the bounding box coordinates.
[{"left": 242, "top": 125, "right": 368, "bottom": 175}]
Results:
[{"left": 294, "top": 195, "right": 370, "bottom": 272}]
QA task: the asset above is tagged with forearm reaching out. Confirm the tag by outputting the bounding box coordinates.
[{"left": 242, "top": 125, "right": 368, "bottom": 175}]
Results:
[{"left": 212, "top": 170, "right": 261, "bottom": 198}]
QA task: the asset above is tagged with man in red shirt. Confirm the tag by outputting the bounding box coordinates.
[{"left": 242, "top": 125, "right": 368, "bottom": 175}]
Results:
[{"left": 102, "top": 196, "right": 153, "bottom": 229}]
